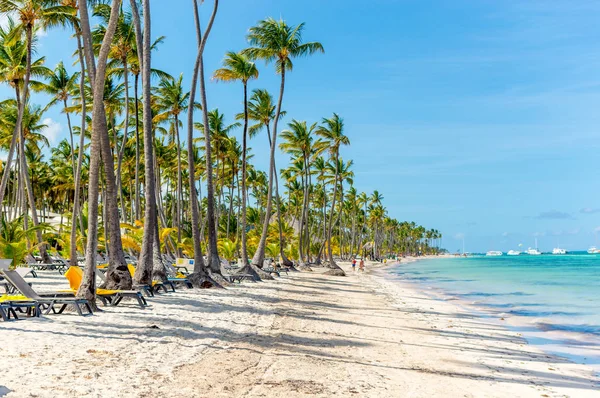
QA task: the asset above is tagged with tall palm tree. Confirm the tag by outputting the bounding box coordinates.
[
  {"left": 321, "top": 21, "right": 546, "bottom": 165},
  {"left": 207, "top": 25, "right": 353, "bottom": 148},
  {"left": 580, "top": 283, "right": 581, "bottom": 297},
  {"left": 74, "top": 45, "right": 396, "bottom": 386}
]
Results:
[
  {"left": 213, "top": 51, "right": 261, "bottom": 278},
  {"left": 185, "top": 0, "right": 219, "bottom": 287},
  {"left": 0, "top": 2, "right": 73, "bottom": 261},
  {"left": 316, "top": 113, "right": 349, "bottom": 275},
  {"left": 153, "top": 73, "right": 188, "bottom": 254},
  {"left": 280, "top": 120, "right": 324, "bottom": 265},
  {"left": 243, "top": 18, "right": 324, "bottom": 268},
  {"left": 129, "top": 0, "right": 160, "bottom": 286},
  {"left": 242, "top": 88, "right": 292, "bottom": 267},
  {"left": 76, "top": 0, "right": 124, "bottom": 305}
]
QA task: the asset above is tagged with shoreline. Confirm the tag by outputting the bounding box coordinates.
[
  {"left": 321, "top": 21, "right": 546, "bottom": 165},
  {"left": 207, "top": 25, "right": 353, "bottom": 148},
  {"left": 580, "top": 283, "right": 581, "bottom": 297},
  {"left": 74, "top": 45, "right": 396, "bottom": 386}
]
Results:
[
  {"left": 373, "top": 257, "right": 600, "bottom": 377},
  {"left": 1, "top": 263, "right": 599, "bottom": 397}
]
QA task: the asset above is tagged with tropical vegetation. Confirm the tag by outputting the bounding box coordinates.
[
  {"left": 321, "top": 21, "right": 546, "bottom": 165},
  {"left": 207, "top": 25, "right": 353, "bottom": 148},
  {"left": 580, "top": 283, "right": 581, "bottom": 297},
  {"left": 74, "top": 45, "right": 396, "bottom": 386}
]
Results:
[{"left": 0, "top": 0, "right": 442, "bottom": 304}]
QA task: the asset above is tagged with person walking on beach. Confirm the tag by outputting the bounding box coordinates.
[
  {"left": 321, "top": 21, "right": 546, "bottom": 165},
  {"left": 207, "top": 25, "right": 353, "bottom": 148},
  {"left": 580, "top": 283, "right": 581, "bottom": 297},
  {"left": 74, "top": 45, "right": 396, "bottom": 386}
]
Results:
[
  {"left": 359, "top": 259, "right": 365, "bottom": 272},
  {"left": 352, "top": 258, "right": 357, "bottom": 271}
]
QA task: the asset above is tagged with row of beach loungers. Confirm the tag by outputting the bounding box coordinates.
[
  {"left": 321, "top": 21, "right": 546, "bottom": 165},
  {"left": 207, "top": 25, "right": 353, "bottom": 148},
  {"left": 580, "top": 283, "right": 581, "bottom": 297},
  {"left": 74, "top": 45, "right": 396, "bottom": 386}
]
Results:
[{"left": 0, "top": 255, "right": 290, "bottom": 321}]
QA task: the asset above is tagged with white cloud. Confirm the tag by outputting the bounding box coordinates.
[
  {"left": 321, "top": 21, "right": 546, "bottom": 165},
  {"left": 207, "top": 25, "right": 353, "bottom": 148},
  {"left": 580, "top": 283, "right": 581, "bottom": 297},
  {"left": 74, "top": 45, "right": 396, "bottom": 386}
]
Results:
[
  {"left": 594, "top": 226, "right": 600, "bottom": 233},
  {"left": 454, "top": 233, "right": 465, "bottom": 240},
  {"left": 41, "top": 118, "right": 62, "bottom": 144},
  {"left": 533, "top": 231, "right": 546, "bottom": 237},
  {"left": 502, "top": 232, "right": 509, "bottom": 237}
]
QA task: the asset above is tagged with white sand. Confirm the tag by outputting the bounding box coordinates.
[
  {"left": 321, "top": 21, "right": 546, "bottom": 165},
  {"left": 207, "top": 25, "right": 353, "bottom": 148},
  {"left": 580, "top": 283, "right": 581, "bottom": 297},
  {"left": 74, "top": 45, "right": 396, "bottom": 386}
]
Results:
[{"left": 0, "top": 262, "right": 598, "bottom": 397}]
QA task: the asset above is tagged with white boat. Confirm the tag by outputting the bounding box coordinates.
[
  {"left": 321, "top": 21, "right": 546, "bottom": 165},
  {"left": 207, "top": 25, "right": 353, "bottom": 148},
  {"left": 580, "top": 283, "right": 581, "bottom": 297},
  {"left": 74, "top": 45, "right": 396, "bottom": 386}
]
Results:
[
  {"left": 526, "top": 238, "right": 542, "bottom": 255},
  {"left": 552, "top": 248, "right": 566, "bottom": 255},
  {"left": 507, "top": 250, "right": 521, "bottom": 256},
  {"left": 486, "top": 251, "right": 503, "bottom": 256},
  {"left": 525, "top": 248, "right": 541, "bottom": 255},
  {"left": 588, "top": 246, "right": 600, "bottom": 254}
]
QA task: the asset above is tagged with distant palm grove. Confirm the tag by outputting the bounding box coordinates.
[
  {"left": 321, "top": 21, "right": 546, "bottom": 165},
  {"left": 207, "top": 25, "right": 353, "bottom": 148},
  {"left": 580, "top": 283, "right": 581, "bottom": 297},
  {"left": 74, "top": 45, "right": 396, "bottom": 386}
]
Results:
[{"left": 0, "top": 0, "right": 441, "bottom": 299}]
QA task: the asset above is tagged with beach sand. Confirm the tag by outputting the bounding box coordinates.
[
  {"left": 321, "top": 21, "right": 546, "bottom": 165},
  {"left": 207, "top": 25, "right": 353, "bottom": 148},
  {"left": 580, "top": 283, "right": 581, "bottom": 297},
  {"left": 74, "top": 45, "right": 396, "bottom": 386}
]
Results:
[{"left": 1, "top": 261, "right": 598, "bottom": 397}]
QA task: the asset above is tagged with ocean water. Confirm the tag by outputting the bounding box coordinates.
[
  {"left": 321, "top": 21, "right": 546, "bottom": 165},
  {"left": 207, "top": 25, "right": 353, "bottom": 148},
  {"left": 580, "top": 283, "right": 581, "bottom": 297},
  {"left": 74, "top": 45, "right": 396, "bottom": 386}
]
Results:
[{"left": 387, "top": 254, "right": 600, "bottom": 372}]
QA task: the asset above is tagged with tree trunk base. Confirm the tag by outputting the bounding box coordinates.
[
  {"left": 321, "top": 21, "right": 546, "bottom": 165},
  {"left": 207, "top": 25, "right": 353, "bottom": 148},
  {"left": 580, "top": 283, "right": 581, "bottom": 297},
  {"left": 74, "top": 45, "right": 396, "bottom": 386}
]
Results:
[
  {"left": 280, "top": 253, "right": 294, "bottom": 267},
  {"left": 323, "top": 268, "right": 346, "bottom": 276},
  {"left": 104, "top": 265, "right": 134, "bottom": 290},
  {"left": 242, "top": 264, "right": 274, "bottom": 281},
  {"left": 286, "top": 264, "right": 300, "bottom": 272},
  {"left": 188, "top": 272, "right": 221, "bottom": 288},
  {"left": 298, "top": 265, "right": 313, "bottom": 272},
  {"left": 208, "top": 271, "right": 231, "bottom": 287}
]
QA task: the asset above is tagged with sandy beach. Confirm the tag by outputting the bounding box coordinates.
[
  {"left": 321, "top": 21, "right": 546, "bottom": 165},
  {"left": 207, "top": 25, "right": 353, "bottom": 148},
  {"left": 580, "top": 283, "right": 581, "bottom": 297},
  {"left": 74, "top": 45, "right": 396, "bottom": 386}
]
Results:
[{"left": 1, "top": 262, "right": 599, "bottom": 397}]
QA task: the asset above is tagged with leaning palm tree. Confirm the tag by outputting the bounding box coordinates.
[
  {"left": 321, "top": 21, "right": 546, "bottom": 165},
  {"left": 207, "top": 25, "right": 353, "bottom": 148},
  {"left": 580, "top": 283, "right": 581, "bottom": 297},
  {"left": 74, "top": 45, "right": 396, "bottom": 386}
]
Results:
[
  {"left": 0, "top": 1, "right": 74, "bottom": 262},
  {"left": 76, "top": 0, "right": 124, "bottom": 305},
  {"left": 184, "top": 0, "right": 219, "bottom": 287},
  {"left": 316, "top": 113, "right": 350, "bottom": 276},
  {"left": 243, "top": 17, "right": 324, "bottom": 269},
  {"left": 213, "top": 51, "right": 263, "bottom": 278}
]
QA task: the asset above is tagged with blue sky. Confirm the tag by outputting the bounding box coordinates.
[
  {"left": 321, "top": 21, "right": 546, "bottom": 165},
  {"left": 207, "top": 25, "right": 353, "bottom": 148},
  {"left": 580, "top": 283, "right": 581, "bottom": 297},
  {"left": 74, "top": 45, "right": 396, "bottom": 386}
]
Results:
[{"left": 2, "top": 0, "right": 600, "bottom": 253}]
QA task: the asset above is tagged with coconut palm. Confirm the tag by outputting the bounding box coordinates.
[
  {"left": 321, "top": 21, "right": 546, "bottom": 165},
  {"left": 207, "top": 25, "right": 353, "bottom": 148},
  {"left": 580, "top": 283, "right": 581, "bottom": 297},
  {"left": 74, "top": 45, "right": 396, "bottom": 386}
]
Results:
[
  {"left": 242, "top": 88, "right": 292, "bottom": 266},
  {"left": 153, "top": 73, "right": 188, "bottom": 254},
  {"left": 76, "top": 0, "right": 125, "bottom": 304},
  {"left": 37, "top": 61, "right": 79, "bottom": 175},
  {"left": 316, "top": 113, "right": 349, "bottom": 275},
  {"left": 243, "top": 17, "right": 324, "bottom": 269},
  {"left": 213, "top": 51, "right": 261, "bottom": 277}
]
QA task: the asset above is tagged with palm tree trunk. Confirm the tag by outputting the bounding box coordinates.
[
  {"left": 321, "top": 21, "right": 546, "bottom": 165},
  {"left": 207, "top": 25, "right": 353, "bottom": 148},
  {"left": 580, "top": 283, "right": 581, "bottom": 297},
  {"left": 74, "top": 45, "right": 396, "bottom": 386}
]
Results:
[
  {"left": 134, "top": 73, "right": 141, "bottom": 220},
  {"left": 77, "top": 0, "right": 123, "bottom": 307},
  {"left": 63, "top": 99, "right": 76, "bottom": 178},
  {"left": 197, "top": 0, "right": 227, "bottom": 282},
  {"left": 130, "top": 0, "right": 158, "bottom": 286},
  {"left": 175, "top": 115, "right": 183, "bottom": 256},
  {"left": 185, "top": 0, "right": 215, "bottom": 287},
  {"left": 251, "top": 65, "right": 286, "bottom": 272},
  {"left": 324, "top": 153, "right": 345, "bottom": 276},
  {"left": 19, "top": 27, "right": 49, "bottom": 263},
  {"left": 70, "top": 30, "right": 87, "bottom": 267},
  {"left": 116, "top": 61, "right": 130, "bottom": 222}
]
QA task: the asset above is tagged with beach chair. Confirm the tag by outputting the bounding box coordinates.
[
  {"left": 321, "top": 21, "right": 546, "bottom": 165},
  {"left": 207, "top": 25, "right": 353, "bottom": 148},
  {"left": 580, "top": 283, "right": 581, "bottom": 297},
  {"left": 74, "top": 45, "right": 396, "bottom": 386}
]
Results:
[
  {"left": 163, "top": 263, "right": 193, "bottom": 289},
  {"left": 0, "top": 269, "right": 92, "bottom": 316},
  {"left": 175, "top": 258, "right": 193, "bottom": 274},
  {"left": 125, "top": 264, "right": 170, "bottom": 295},
  {"left": 0, "top": 303, "right": 18, "bottom": 321},
  {"left": 64, "top": 267, "right": 147, "bottom": 309},
  {"left": 16, "top": 267, "right": 37, "bottom": 279}
]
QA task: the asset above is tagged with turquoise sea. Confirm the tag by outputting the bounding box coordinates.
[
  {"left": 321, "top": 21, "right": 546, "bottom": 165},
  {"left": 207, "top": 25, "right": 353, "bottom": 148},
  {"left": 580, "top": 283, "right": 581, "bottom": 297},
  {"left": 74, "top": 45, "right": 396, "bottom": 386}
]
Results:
[{"left": 387, "top": 253, "right": 600, "bottom": 372}]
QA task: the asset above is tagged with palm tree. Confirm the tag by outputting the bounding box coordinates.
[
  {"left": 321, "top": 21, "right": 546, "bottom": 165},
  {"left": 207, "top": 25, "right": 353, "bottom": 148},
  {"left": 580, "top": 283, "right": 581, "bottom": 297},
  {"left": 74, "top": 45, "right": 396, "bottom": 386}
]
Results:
[
  {"left": 213, "top": 51, "right": 262, "bottom": 278},
  {"left": 129, "top": 0, "right": 160, "bottom": 286},
  {"left": 76, "top": 0, "right": 124, "bottom": 305},
  {"left": 316, "top": 113, "right": 349, "bottom": 275},
  {"left": 243, "top": 17, "right": 324, "bottom": 269},
  {"left": 280, "top": 120, "right": 324, "bottom": 265},
  {"left": 0, "top": 2, "right": 74, "bottom": 220},
  {"left": 153, "top": 73, "right": 188, "bottom": 254},
  {"left": 38, "top": 61, "right": 79, "bottom": 175},
  {"left": 184, "top": 0, "right": 219, "bottom": 287},
  {"left": 94, "top": 4, "right": 137, "bottom": 222},
  {"left": 242, "top": 88, "right": 292, "bottom": 267}
]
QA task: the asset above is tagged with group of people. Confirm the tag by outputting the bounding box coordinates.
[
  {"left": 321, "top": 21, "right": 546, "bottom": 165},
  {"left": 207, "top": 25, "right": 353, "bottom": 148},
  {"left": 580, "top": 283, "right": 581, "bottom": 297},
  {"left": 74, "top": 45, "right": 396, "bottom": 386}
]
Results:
[{"left": 351, "top": 258, "right": 365, "bottom": 272}]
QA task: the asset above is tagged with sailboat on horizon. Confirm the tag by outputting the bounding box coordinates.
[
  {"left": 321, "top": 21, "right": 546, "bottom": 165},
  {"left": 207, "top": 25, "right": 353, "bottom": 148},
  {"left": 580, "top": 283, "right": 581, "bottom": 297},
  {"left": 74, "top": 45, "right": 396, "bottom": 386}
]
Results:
[{"left": 525, "top": 238, "right": 542, "bottom": 255}]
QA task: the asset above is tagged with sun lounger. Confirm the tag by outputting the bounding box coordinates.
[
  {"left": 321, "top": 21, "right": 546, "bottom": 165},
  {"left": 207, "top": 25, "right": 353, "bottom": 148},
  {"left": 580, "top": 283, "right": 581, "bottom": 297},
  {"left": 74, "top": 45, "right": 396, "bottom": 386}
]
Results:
[
  {"left": 0, "top": 303, "right": 18, "bottom": 321},
  {"left": 175, "top": 258, "right": 194, "bottom": 274},
  {"left": 16, "top": 267, "right": 37, "bottom": 279},
  {"left": 64, "top": 267, "right": 147, "bottom": 309},
  {"left": 126, "top": 264, "right": 169, "bottom": 295},
  {"left": 0, "top": 269, "right": 92, "bottom": 316}
]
